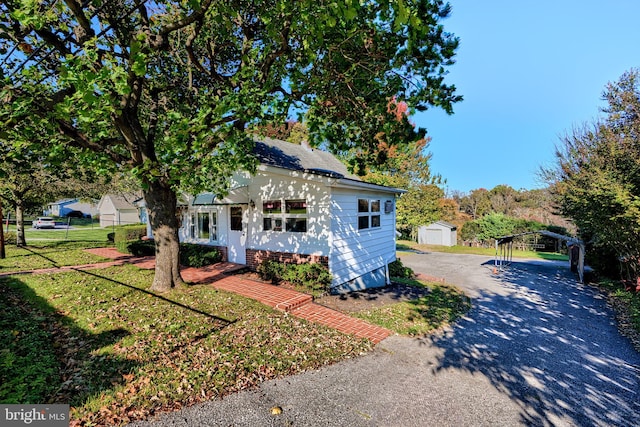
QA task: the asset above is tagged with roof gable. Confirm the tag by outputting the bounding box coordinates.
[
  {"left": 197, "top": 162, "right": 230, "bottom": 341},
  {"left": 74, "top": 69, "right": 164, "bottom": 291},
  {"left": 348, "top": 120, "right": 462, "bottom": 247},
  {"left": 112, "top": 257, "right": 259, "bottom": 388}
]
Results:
[{"left": 99, "top": 193, "right": 143, "bottom": 210}]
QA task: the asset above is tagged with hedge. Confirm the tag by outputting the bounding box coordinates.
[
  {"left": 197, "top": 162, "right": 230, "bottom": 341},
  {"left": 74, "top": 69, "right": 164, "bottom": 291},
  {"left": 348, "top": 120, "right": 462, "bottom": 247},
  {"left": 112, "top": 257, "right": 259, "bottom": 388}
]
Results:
[
  {"left": 114, "top": 225, "right": 147, "bottom": 253},
  {"left": 123, "top": 239, "right": 222, "bottom": 268}
]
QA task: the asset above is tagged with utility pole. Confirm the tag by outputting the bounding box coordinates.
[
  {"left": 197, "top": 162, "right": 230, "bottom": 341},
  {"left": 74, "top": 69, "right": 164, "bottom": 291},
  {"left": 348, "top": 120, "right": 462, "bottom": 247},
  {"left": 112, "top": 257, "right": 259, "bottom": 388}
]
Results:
[{"left": 0, "top": 198, "right": 5, "bottom": 259}]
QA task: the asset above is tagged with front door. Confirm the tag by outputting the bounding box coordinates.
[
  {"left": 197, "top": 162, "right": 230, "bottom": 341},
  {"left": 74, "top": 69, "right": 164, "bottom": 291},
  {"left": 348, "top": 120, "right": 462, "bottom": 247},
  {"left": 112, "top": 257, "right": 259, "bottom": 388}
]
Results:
[{"left": 228, "top": 205, "right": 247, "bottom": 264}]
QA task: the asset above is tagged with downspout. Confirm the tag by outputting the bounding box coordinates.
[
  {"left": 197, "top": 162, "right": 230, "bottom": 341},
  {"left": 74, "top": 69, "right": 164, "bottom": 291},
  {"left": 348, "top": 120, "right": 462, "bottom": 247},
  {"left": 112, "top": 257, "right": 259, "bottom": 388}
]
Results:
[{"left": 385, "top": 257, "right": 393, "bottom": 285}]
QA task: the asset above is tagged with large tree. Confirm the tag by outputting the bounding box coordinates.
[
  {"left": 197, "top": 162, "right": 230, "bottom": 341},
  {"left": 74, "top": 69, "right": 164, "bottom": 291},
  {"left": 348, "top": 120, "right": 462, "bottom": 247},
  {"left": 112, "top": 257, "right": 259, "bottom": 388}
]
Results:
[
  {"left": 458, "top": 188, "right": 492, "bottom": 220},
  {"left": 0, "top": 113, "right": 75, "bottom": 246},
  {"left": 543, "top": 69, "right": 640, "bottom": 280},
  {"left": 0, "top": 0, "right": 460, "bottom": 291}
]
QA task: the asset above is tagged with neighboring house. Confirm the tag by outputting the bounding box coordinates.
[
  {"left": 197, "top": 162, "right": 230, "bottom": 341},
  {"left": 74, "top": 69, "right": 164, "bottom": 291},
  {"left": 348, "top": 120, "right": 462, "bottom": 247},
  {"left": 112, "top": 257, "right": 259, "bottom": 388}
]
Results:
[
  {"left": 47, "top": 198, "right": 98, "bottom": 217},
  {"left": 177, "top": 137, "right": 405, "bottom": 293},
  {"left": 417, "top": 221, "right": 457, "bottom": 246},
  {"left": 97, "top": 194, "right": 146, "bottom": 227}
]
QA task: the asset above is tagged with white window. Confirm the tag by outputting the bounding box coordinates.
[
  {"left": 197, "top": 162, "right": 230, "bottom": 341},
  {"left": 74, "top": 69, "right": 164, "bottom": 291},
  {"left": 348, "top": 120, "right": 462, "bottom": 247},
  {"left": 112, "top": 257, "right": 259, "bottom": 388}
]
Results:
[
  {"left": 263, "top": 200, "right": 283, "bottom": 231},
  {"left": 285, "top": 199, "right": 307, "bottom": 232},
  {"left": 192, "top": 211, "right": 217, "bottom": 241},
  {"left": 263, "top": 199, "right": 307, "bottom": 233},
  {"left": 358, "top": 198, "right": 381, "bottom": 230}
]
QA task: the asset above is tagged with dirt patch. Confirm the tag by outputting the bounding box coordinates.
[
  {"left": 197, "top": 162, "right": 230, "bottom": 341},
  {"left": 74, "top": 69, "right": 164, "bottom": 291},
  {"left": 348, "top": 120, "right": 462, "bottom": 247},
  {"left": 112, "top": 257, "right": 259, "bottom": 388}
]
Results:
[{"left": 314, "top": 283, "right": 433, "bottom": 313}]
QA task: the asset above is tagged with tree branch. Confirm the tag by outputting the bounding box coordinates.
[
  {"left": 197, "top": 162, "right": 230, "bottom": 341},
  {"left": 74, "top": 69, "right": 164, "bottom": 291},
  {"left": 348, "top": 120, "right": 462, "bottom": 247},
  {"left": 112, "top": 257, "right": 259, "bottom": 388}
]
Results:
[
  {"left": 185, "top": 18, "right": 209, "bottom": 77},
  {"left": 63, "top": 0, "right": 95, "bottom": 44},
  {"left": 55, "top": 118, "right": 128, "bottom": 164},
  {"left": 151, "top": 0, "right": 214, "bottom": 50},
  {"left": 258, "top": 15, "right": 292, "bottom": 84}
]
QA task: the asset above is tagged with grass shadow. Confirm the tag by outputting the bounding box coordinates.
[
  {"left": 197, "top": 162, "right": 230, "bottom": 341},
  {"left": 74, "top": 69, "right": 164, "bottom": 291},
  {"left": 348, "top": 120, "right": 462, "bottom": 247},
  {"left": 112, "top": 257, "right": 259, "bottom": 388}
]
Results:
[
  {"left": 0, "top": 277, "right": 138, "bottom": 405},
  {"left": 75, "top": 268, "right": 236, "bottom": 325}
]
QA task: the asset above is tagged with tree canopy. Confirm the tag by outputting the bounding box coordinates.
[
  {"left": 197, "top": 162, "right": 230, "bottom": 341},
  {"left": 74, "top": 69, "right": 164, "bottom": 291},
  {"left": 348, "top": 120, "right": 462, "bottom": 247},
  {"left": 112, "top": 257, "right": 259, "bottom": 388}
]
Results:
[
  {"left": 543, "top": 69, "right": 640, "bottom": 280},
  {"left": 0, "top": 0, "right": 461, "bottom": 290}
]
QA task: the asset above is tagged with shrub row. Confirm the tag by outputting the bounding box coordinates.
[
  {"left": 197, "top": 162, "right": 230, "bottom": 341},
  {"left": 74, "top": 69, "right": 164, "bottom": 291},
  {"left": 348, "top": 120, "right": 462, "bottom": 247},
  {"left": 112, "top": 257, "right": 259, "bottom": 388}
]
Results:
[
  {"left": 114, "top": 225, "right": 148, "bottom": 253},
  {"left": 124, "top": 239, "right": 221, "bottom": 268},
  {"left": 179, "top": 244, "right": 222, "bottom": 267},
  {"left": 257, "top": 260, "right": 332, "bottom": 296},
  {"left": 113, "top": 225, "right": 222, "bottom": 267}
]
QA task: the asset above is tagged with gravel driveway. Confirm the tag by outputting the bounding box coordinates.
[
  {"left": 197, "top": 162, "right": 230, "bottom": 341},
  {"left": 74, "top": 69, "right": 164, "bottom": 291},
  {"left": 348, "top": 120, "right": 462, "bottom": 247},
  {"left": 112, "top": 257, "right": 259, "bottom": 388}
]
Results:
[{"left": 131, "top": 252, "right": 640, "bottom": 426}]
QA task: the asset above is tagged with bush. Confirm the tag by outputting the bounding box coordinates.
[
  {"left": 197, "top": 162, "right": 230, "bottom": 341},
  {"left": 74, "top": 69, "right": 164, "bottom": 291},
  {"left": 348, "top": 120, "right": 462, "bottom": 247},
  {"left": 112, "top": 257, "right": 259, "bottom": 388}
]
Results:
[
  {"left": 3, "top": 231, "right": 16, "bottom": 245},
  {"left": 257, "top": 259, "right": 332, "bottom": 296},
  {"left": 114, "top": 225, "right": 147, "bottom": 253},
  {"left": 127, "top": 240, "right": 156, "bottom": 257},
  {"left": 179, "top": 244, "right": 222, "bottom": 267},
  {"left": 389, "top": 258, "right": 414, "bottom": 279},
  {"left": 121, "top": 240, "right": 221, "bottom": 267},
  {"left": 281, "top": 263, "right": 332, "bottom": 294},
  {"left": 256, "top": 260, "right": 286, "bottom": 284}
]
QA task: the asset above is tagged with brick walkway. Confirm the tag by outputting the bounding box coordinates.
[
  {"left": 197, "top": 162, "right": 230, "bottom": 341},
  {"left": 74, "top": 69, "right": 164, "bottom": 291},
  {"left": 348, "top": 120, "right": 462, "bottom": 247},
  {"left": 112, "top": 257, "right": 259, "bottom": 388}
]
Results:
[{"left": 17, "top": 247, "right": 392, "bottom": 344}]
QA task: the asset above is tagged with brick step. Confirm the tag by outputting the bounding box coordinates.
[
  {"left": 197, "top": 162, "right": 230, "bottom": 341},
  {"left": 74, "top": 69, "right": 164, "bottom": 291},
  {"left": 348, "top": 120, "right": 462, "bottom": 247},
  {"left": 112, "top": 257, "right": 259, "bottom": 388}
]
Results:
[{"left": 274, "top": 293, "right": 314, "bottom": 312}]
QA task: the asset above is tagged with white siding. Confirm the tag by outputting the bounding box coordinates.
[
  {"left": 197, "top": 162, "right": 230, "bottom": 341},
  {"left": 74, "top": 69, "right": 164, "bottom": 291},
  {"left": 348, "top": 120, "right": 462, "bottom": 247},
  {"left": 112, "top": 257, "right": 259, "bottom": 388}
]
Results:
[
  {"left": 329, "top": 188, "right": 397, "bottom": 288},
  {"left": 98, "top": 198, "right": 117, "bottom": 227},
  {"left": 98, "top": 196, "right": 140, "bottom": 227},
  {"left": 246, "top": 170, "right": 331, "bottom": 256}
]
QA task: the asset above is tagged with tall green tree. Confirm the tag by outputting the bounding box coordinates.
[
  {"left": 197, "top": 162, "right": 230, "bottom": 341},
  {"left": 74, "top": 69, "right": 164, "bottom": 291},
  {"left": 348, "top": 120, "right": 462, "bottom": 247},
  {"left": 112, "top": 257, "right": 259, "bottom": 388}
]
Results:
[
  {"left": 488, "top": 184, "right": 518, "bottom": 216},
  {"left": 459, "top": 188, "right": 492, "bottom": 219},
  {"left": 0, "top": 0, "right": 460, "bottom": 291},
  {"left": 0, "top": 137, "right": 113, "bottom": 246},
  {"left": 543, "top": 69, "right": 640, "bottom": 280},
  {"left": 0, "top": 111, "right": 70, "bottom": 246}
]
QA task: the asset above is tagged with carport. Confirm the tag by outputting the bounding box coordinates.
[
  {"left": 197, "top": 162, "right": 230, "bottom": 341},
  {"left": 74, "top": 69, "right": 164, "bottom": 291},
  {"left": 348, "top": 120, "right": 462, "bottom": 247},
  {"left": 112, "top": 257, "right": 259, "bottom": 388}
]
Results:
[{"left": 495, "top": 230, "right": 586, "bottom": 282}]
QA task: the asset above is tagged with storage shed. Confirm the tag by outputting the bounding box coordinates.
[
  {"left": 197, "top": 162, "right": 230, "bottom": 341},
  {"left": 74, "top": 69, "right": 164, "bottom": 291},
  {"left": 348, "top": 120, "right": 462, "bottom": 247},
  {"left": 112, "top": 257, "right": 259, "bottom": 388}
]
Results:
[{"left": 417, "top": 221, "right": 457, "bottom": 246}]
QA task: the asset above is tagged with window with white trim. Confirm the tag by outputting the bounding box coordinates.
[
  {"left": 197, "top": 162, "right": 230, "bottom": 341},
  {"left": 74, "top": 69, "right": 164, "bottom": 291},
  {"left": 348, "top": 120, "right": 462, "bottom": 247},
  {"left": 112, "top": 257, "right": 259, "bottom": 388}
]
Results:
[
  {"left": 191, "top": 211, "right": 217, "bottom": 241},
  {"left": 263, "top": 199, "right": 307, "bottom": 232},
  {"left": 285, "top": 199, "right": 307, "bottom": 232},
  {"left": 358, "top": 198, "right": 381, "bottom": 230}
]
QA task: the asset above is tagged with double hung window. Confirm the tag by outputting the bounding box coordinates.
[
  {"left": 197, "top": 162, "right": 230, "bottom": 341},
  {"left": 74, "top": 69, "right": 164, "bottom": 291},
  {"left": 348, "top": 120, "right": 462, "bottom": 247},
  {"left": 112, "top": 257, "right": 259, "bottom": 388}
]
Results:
[{"left": 357, "top": 199, "right": 381, "bottom": 230}]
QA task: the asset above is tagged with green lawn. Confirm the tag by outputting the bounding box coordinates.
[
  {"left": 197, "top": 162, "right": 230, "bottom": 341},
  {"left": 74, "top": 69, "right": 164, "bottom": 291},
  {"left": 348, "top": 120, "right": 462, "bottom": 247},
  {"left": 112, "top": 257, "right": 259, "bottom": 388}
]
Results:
[
  {"left": 354, "top": 277, "right": 471, "bottom": 336},
  {"left": 397, "top": 239, "right": 570, "bottom": 261},
  {"left": 0, "top": 241, "right": 108, "bottom": 273},
  {"left": 4, "top": 221, "right": 113, "bottom": 242},
  {"left": 0, "top": 264, "right": 371, "bottom": 425}
]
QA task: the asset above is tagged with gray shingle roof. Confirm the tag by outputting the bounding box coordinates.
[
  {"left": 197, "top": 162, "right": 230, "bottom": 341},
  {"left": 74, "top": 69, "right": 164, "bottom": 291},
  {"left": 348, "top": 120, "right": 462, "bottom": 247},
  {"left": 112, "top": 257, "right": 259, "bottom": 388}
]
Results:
[{"left": 253, "top": 137, "right": 360, "bottom": 180}]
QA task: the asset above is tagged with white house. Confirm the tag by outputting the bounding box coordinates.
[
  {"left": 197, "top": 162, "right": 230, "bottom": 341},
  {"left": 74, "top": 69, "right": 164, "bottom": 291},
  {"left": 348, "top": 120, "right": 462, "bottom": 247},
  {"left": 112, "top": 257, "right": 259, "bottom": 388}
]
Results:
[
  {"left": 97, "top": 194, "right": 146, "bottom": 227},
  {"left": 417, "top": 221, "right": 457, "bottom": 246},
  {"left": 177, "top": 137, "right": 405, "bottom": 293}
]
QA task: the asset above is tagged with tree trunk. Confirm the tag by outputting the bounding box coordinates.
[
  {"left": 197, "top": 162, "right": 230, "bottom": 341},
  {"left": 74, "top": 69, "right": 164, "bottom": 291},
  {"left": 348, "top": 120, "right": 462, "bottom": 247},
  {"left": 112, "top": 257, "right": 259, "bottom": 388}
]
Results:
[
  {"left": 0, "top": 199, "right": 5, "bottom": 259},
  {"left": 144, "top": 179, "right": 184, "bottom": 292},
  {"left": 15, "top": 202, "right": 26, "bottom": 247}
]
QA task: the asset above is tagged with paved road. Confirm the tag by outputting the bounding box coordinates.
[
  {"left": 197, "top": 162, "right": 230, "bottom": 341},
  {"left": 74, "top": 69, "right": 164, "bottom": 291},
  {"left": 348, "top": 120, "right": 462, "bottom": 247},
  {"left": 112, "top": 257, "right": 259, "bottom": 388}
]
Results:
[{"left": 132, "top": 252, "right": 640, "bottom": 426}]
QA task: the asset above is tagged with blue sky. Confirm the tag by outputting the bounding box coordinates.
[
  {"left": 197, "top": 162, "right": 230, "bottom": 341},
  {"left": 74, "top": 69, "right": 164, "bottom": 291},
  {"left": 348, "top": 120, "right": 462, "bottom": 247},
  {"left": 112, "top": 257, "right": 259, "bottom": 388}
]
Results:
[{"left": 415, "top": 1, "right": 640, "bottom": 195}]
